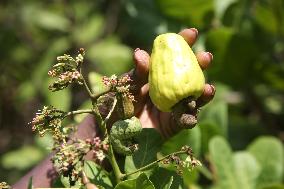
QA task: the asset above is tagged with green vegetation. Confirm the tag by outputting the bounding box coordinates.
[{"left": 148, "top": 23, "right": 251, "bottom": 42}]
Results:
[{"left": 0, "top": 0, "right": 283, "bottom": 188}]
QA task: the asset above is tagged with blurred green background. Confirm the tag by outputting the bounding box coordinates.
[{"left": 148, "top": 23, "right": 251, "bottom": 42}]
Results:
[{"left": 0, "top": 0, "right": 283, "bottom": 188}]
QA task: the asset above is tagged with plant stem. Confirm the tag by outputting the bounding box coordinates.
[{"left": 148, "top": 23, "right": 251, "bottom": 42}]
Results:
[
  {"left": 92, "top": 88, "right": 111, "bottom": 101},
  {"left": 103, "top": 97, "right": 123, "bottom": 183},
  {"left": 108, "top": 143, "right": 123, "bottom": 184},
  {"left": 80, "top": 67, "right": 94, "bottom": 99},
  {"left": 91, "top": 97, "right": 123, "bottom": 184},
  {"left": 92, "top": 104, "right": 106, "bottom": 135},
  {"left": 63, "top": 109, "right": 94, "bottom": 118},
  {"left": 122, "top": 150, "right": 186, "bottom": 179},
  {"left": 78, "top": 66, "right": 122, "bottom": 183},
  {"left": 103, "top": 97, "right": 117, "bottom": 124}
]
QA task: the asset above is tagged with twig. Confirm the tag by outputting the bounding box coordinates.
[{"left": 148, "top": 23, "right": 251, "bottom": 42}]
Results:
[
  {"left": 103, "top": 97, "right": 117, "bottom": 124},
  {"left": 91, "top": 97, "right": 123, "bottom": 184},
  {"left": 63, "top": 109, "right": 94, "bottom": 118},
  {"left": 79, "top": 67, "right": 94, "bottom": 99},
  {"left": 122, "top": 150, "right": 187, "bottom": 179}
]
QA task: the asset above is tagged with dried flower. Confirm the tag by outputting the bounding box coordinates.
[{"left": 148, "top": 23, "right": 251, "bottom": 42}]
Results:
[
  {"left": 30, "top": 106, "right": 64, "bottom": 137},
  {"left": 48, "top": 50, "right": 85, "bottom": 91},
  {"left": 0, "top": 182, "right": 11, "bottom": 189},
  {"left": 102, "top": 74, "right": 135, "bottom": 102},
  {"left": 52, "top": 139, "right": 90, "bottom": 184}
]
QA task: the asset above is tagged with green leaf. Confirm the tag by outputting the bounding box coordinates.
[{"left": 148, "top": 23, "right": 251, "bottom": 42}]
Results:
[
  {"left": 1, "top": 146, "right": 44, "bottom": 170},
  {"left": 88, "top": 72, "right": 108, "bottom": 94},
  {"left": 262, "top": 184, "right": 284, "bottom": 189},
  {"left": 60, "top": 175, "right": 70, "bottom": 188},
  {"left": 15, "top": 81, "right": 36, "bottom": 103},
  {"left": 28, "top": 177, "right": 33, "bottom": 189},
  {"left": 87, "top": 37, "right": 132, "bottom": 76},
  {"left": 233, "top": 152, "right": 261, "bottom": 189},
  {"left": 205, "top": 27, "right": 234, "bottom": 72},
  {"left": 22, "top": 6, "right": 70, "bottom": 32},
  {"left": 44, "top": 80, "right": 72, "bottom": 111},
  {"left": 199, "top": 98, "right": 228, "bottom": 137},
  {"left": 36, "top": 11, "right": 70, "bottom": 31},
  {"left": 150, "top": 167, "right": 184, "bottom": 189},
  {"left": 183, "top": 168, "right": 199, "bottom": 187},
  {"left": 199, "top": 121, "right": 222, "bottom": 154},
  {"left": 161, "top": 127, "right": 201, "bottom": 156},
  {"left": 247, "top": 137, "right": 284, "bottom": 188},
  {"left": 34, "top": 134, "right": 53, "bottom": 152},
  {"left": 83, "top": 161, "right": 113, "bottom": 189},
  {"left": 214, "top": 0, "right": 237, "bottom": 20},
  {"left": 73, "top": 15, "right": 104, "bottom": 45},
  {"left": 155, "top": 0, "right": 214, "bottom": 28},
  {"left": 125, "top": 129, "right": 163, "bottom": 178},
  {"left": 209, "top": 136, "right": 238, "bottom": 189},
  {"left": 253, "top": 2, "right": 278, "bottom": 34},
  {"left": 115, "top": 173, "right": 155, "bottom": 189},
  {"left": 74, "top": 100, "right": 92, "bottom": 123}
]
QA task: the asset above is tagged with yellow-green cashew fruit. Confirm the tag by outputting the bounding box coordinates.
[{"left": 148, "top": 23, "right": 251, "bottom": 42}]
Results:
[{"left": 149, "top": 33, "right": 205, "bottom": 112}]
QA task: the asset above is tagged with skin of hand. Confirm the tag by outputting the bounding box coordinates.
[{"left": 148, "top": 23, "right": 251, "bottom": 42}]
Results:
[
  {"left": 127, "top": 28, "right": 215, "bottom": 138},
  {"left": 12, "top": 28, "right": 215, "bottom": 189}
]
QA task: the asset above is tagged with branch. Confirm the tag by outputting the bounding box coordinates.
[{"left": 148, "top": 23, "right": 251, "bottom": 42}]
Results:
[
  {"left": 79, "top": 67, "right": 94, "bottom": 99},
  {"left": 91, "top": 97, "right": 123, "bottom": 184},
  {"left": 103, "top": 97, "right": 117, "bottom": 125},
  {"left": 63, "top": 109, "right": 94, "bottom": 118},
  {"left": 122, "top": 150, "right": 187, "bottom": 179}
]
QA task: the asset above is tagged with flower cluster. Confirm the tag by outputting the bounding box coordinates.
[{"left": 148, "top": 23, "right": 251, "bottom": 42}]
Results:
[
  {"left": 52, "top": 139, "right": 91, "bottom": 184},
  {"left": 102, "top": 74, "right": 135, "bottom": 102},
  {"left": 163, "top": 146, "right": 202, "bottom": 175},
  {"left": 30, "top": 106, "right": 65, "bottom": 137},
  {"left": 86, "top": 137, "right": 109, "bottom": 163},
  {"left": 52, "top": 137, "right": 109, "bottom": 186},
  {"left": 48, "top": 49, "right": 85, "bottom": 91},
  {"left": 0, "top": 182, "right": 11, "bottom": 189}
]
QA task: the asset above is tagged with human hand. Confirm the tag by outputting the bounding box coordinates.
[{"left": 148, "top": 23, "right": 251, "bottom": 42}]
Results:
[
  {"left": 76, "top": 28, "right": 215, "bottom": 140},
  {"left": 127, "top": 28, "right": 215, "bottom": 138}
]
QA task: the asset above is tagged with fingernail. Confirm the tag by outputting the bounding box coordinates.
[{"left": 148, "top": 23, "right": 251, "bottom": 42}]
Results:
[
  {"left": 206, "top": 52, "right": 213, "bottom": 61},
  {"left": 189, "top": 28, "right": 198, "bottom": 37},
  {"left": 203, "top": 84, "right": 216, "bottom": 97},
  {"left": 209, "top": 84, "right": 216, "bottom": 96},
  {"left": 196, "top": 84, "right": 216, "bottom": 107},
  {"left": 134, "top": 48, "right": 140, "bottom": 52},
  {"left": 134, "top": 50, "right": 149, "bottom": 65}
]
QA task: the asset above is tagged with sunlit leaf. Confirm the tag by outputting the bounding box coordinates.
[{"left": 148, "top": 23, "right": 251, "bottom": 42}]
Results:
[
  {"left": 155, "top": 0, "right": 214, "bottom": 28},
  {"left": 214, "top": 0, "right": 237, "bottom": 20},
  {"left": 84, "top": 161, "right": 113, "bottom": 189},
  {"left": 209, "top": 136, "right": 238, "bottom": 189},
  {"left": 87, "top": 37, "right": 132, "bottom": 76},
  {"left": 253, "top": 3, "right": 278, "bottom": 34},
  {"left": 125, "top": 129, "right": 163, "bottom": 178},
  {"left": 73, "top": 15, "right": 104, "bottom": 45},
  {"left": 88, "top": 72, "right": 108, "bottom": 94},
  {"left": 1, "top": 146, "right": 44, "bottom": 170},
  {"left": 248, "top": 137, "right": 284, "bottom": 188},
  {"left": 150, "top": 167, "right": 184, "bottom": 189},
  {"left": 44, "top": 78, "right": 71, "bottom": 111},
  {"left": 161, "top": 127, "right": 201, "bottom": 156},
  {"left": 233, "top": 152, "right": 261, "bottom": 189},
  {"left": 115, "top": 173, "right": 155, "bottom": 189}
]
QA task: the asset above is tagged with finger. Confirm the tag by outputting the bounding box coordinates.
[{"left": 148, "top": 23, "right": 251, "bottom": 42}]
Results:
[
  {"left": 196, "top": 84, "right": 216, "bottom": 107},
  {"left": 128, "top": 48, "right": 150, "bottom": 94},
  {"left": 134, "top": 83, "right": 150, "bottom": 115},
  {"left": 178, "top": 28, "right": 198, "bottom": 46},
  {"left": 196, "top": 52, "right": 213, "bottom": 70}
]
